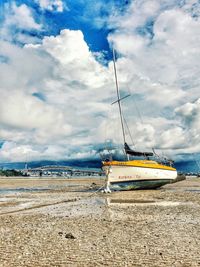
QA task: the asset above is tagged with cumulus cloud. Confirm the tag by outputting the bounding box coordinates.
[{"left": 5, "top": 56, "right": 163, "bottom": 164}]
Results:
[
  {"left": 0, "top": 29, "right": 114, "bottom": 162},
  {"left": 7, "top": 3, "right": 41, "bottom": 30},
  {"left": 174, "top": 99, "right": 200, "bottom": 153},
  {"left": 108, "top": 8, "right": 200, "bottom": 92},
  {"left": 175, "top": 99, "right": 200, "bottom": 126},
  {"left": 105, "top": 0, "right": 200, "bottom": 157},
  {"left": 35, "top": 0, "right": 65, "bottom": 12},
  {"left": 0, "top": 90, "right": 71, "bottom": 134},
  {"left": 2, "top": 3, "right": 41, "bottom": 31},
  {"left": 1, "top": 0, "right": 200, "bottom": 162},
  {"left": 0, "top": 2, "right": 42, "bottom": 43}
]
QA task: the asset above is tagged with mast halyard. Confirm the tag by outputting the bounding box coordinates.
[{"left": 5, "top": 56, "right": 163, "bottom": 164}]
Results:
[
  {"left": 112, "top": 49, "right": 153, "bottom": 160},
  {"left": 112, "top": 49, "right": 126, "bottom": 146}
]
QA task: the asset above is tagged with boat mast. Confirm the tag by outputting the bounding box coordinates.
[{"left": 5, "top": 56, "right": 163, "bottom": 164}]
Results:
[{"left": 112, "top": 49, "right": 126, "bottom": 145}]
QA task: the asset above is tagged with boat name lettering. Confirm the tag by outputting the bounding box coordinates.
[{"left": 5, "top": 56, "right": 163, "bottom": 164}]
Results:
[{"left": 119, "top": 176, "right": 132, "bottom": 179}]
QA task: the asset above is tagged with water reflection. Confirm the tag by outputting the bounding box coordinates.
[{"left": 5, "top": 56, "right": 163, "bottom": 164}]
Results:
[
  {"left": 0, "top": 188, "right": 50, "bottom": 195},
  {"left": 106, "top": 197, "right": 180, "bottom": 206}
]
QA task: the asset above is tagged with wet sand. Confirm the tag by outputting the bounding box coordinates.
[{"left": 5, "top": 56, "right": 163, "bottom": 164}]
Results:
[{"left": 1, "top": 177, "right": 200, "bottom": 267}]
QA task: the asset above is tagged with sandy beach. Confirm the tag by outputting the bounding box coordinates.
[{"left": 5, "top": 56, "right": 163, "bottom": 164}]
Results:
[{"left": 1, "top": 177, "right": 200, "bottom": 267}]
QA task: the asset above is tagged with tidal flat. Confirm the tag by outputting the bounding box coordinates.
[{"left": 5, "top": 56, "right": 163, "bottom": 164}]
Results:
[{"left": 0, "top": 177, "right": 200, "bottom": 267}]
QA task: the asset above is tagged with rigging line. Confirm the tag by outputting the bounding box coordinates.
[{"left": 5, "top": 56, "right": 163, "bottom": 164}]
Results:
[
  {"left": 132, "top": 96, "right": 144, "bottom": 125},
  {"left": 124, "top": 115, "right": 150, "bottom": 158},
  {"left": 132, "top": 95, "right": 156, "bottom": 156},
  {"left": 123, "top": 116, "right": 136, "bottom": 148},
  {"left": 132, "top": 95, "right": 150, "bottom": 157},
  {"left": 112, "top": 48, "right": 126, "bottom": 145},
  {"left": 192, "top": 153, "right": 200, "bottom": 173}
]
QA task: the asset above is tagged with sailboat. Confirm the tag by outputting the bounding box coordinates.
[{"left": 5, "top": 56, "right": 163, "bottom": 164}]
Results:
[{"left": 102, "top": 49, "right": 180, "bottom": 192}]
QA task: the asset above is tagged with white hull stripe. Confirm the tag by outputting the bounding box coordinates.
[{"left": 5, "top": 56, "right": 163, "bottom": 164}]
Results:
[{"left": 106, "top": 164, "right": 175, "bottom": 171}]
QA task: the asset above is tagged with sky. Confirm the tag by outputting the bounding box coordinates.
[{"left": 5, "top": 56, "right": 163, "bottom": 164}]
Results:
[{"left": 0, "top": 0, "right": 200, "bottom": 163}]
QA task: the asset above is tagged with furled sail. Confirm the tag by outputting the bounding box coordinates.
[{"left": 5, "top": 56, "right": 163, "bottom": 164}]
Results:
[{"left": 124, "top": 143, "right": 153, "bottom": 157}]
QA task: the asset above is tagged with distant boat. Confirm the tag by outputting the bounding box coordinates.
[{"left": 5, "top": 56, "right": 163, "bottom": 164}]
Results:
[{"left": 102, "top": 49, "right": 182, "bottom": 192}]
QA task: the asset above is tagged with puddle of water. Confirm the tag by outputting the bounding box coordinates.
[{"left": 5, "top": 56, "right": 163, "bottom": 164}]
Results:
[
  {"left": 0, "top": 183, "right": 87, "bottom": 195},
  {"left": 67, "top": 184, "right": 85, "bottom": 187},
  {"left": 165, "top": 188, "right": 200, "bottom": 194},
  {"left": 106, "top": 198, "right": 180, "bottom": 207},
  {"left": 109, "top": 199, "right": 155, "bottom": 204},
  {"left": 0, "top": 188, "right": 50, "bottom": 195},
  {"left": 186, "top": 189, "right": 200, "bottom": 193}
]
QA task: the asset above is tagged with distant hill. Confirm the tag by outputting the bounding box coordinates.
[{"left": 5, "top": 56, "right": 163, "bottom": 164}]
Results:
[{"left": 175, "top": 160, "right": 200, "bottom": 173}]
